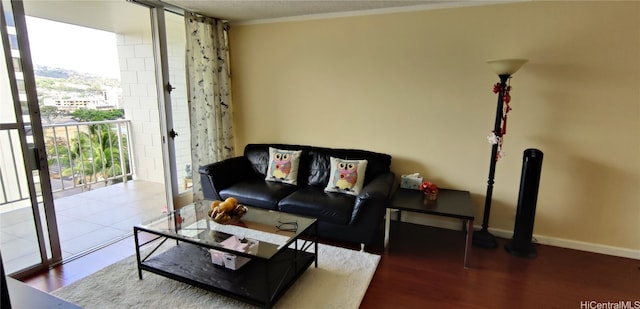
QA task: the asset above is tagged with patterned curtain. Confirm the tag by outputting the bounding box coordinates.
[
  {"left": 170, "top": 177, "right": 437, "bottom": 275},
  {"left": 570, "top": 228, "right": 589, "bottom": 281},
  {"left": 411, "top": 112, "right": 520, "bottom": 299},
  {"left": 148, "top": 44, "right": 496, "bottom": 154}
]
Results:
[{"left": 185, "top": 12, "right": 234, "bottom": 202}]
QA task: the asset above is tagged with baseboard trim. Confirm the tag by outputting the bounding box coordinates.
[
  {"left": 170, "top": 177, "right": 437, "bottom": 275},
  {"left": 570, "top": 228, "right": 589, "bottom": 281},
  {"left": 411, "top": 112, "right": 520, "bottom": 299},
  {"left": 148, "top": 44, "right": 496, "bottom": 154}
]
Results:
[
  {"left": 397, "top": 212, "right": 640, "bottom": 260},
  {"left": 487, "top": 227, "right": 640, "bottom": 260}
]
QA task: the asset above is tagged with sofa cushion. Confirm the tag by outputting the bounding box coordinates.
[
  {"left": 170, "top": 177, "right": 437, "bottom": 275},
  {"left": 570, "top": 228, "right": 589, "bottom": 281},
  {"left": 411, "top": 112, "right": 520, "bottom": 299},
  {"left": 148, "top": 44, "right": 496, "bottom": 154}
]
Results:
[
  {"left": 219, "top": 179, "right": 298, "bottom": 210},
  {"left": 244, "top": 144, "right": 311, "bottom": 185},
  {"left": 265, "top": 147, "right": 302, "bottom": 185},
  {"left": 278, "top": 187, "right": 355, "bottom": 225},
  {"left": 324, "top": 157, "right": 368, "bottom": 196},
  {"left": 244, "top": 145, "right": 270, "bottom": 176}
]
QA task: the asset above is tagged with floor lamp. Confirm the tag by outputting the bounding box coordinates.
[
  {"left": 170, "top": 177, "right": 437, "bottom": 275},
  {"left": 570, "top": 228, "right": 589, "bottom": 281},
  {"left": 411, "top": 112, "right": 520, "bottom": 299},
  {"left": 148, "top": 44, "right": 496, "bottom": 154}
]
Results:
[{"left": 473, "top": 58, "right": 528, "bottom": 249}]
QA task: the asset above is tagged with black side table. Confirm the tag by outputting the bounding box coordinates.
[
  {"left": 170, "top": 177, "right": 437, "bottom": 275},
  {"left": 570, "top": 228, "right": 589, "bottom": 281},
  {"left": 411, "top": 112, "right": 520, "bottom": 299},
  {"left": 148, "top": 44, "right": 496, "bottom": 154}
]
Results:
[{"left": 385, "top": 188, "right": 475, "bottom": 268}]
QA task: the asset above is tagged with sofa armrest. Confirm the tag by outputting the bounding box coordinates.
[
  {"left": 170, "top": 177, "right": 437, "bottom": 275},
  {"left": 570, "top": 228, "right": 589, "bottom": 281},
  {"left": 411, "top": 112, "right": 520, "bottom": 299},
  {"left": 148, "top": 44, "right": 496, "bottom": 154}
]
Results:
[
  {"left": 198, "top": 156, "right": 256, "bottom": 199},
  {"left": 358, "top": 172, "right": 395, "bottom": 200},
  {"left": 350, "top": 172, "right": 395, "bottom": 223}
]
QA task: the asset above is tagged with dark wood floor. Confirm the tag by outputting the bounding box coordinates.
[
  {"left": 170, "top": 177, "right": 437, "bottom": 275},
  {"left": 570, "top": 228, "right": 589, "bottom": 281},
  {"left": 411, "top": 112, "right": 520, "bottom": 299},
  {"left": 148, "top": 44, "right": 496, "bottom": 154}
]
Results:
[{"left": 20, "top": 222, "right": 640, "bottom": 308}]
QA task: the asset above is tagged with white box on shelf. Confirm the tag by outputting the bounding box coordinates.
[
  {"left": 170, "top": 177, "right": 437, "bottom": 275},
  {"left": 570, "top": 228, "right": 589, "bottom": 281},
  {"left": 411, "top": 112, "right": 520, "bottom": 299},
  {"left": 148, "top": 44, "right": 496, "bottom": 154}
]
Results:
[
  {"left": 209, "top": 235, "right": 258, "bottom": 270},
  {"left": 400, "top": 173, "right": 423, "bottom": 190},
  {"left": 223, "top": 253, "right": 250, "bottom": 270},
  {"left": 210, "top": 250, "right": 224, "bottom": 266}
]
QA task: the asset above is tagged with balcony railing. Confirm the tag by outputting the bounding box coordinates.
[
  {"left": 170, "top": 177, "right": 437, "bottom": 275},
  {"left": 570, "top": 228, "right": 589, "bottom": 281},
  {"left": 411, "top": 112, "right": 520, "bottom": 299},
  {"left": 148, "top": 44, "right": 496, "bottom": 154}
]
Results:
[{"left": 0, "top": 119, "right": 133, "bottom": 206}]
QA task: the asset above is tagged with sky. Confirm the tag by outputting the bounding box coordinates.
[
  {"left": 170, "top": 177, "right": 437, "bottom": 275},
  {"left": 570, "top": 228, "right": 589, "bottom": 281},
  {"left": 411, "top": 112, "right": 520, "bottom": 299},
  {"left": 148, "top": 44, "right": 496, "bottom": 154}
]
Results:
[{"left": 25, "top": 16, "right": 120, "bottom": 79}]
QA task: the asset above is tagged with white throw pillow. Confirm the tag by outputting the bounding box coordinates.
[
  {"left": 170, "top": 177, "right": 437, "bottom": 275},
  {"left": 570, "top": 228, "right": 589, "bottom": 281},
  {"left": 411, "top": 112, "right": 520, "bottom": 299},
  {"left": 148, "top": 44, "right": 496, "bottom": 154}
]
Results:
[
  {"left": 324, "top": 157, "right": 368, "bottom": 196},
  {"left": 265, "top": 147, "right": 302, "bottom": 185}
]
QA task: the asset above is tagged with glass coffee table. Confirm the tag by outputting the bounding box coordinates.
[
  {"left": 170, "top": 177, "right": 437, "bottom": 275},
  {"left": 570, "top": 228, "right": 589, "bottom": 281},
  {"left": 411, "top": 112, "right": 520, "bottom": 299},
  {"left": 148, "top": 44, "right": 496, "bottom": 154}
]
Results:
[{"left": 134, "top": 200, "right": 317, "bottom": 309}]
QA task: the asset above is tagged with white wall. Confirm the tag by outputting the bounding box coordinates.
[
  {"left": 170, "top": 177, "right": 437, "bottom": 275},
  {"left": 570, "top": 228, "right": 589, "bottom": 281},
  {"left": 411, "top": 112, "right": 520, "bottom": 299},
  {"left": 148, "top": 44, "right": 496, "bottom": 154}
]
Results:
[
  {"left": 116, "top": 16, "right": 191, "bottom": 189},
  {"left": 117, "top": 30, "right": 164, "bottom": 183}
]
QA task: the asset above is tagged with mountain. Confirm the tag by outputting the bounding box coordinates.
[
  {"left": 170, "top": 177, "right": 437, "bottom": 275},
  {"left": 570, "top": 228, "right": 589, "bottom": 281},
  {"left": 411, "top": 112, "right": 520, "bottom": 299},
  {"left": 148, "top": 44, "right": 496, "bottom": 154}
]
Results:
[
  {"left": 34, "top": 65, "right": 71, "bottom": 79},
  {"left": 34, "top": 65, "right": 121, "bottom": 102},
  {"left": 34, "top": 65, "right": 120, "bottom": 87}
]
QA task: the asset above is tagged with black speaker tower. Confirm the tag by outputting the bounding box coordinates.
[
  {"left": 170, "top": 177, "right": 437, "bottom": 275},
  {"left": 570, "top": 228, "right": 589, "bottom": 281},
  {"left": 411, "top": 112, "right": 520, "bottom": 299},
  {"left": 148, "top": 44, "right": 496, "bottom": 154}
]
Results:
[{"left": 505, "top": 148, "right": 543, "bottom": 258}]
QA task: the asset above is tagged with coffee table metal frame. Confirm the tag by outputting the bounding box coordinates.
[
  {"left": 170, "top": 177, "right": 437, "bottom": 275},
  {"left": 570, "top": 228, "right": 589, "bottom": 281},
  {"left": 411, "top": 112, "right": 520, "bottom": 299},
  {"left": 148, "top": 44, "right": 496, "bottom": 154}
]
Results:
[
  {"left": 134, "top": 202, "right": 318, "bottom": 309},
  {"left": 384, "top": 188, "right": 475, "bottom": 268}
]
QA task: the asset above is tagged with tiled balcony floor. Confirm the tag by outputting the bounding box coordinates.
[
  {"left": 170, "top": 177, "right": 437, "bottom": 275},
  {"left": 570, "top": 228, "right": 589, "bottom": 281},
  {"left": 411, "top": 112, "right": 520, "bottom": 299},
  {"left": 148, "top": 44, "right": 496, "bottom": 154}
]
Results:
[{"left": 0, "top": 180, "right": 166, "bottom": 274}]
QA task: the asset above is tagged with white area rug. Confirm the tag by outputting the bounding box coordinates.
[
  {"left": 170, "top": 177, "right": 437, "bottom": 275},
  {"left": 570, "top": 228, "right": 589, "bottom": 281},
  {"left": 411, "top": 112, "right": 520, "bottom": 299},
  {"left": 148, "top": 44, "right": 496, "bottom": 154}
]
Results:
[{"left": 52, "top": 244, "right": 380, "bottom": 309}]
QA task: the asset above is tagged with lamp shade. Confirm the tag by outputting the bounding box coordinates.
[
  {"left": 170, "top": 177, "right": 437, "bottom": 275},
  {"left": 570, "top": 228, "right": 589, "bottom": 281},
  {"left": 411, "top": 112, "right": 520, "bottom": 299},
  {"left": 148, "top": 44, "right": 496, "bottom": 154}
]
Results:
[{"left": 487, "top": 58, "right": 528, "bottom": 76}]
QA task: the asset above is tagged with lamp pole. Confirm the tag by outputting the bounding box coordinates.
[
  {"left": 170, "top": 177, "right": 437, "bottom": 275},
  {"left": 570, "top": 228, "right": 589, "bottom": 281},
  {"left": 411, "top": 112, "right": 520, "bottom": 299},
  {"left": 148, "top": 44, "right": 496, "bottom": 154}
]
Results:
[
  {"left": 474, "top": 58, "right": 527, "bottom": 249},
  {"left": 473, "top": 73, "right": 510, "bottom": 249}
]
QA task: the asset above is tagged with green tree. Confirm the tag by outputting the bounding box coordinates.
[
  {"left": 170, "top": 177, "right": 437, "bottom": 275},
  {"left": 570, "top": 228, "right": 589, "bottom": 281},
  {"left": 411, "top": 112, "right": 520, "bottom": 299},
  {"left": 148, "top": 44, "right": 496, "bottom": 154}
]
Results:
[
  {"left": 70, "top": 108, "right": 125, "bottom": 122},
  {"left": 40, "top": 106, "right": 62, "bottom": 123},
  {"left": 47, "top": 124, "right": 130, "bottom": 189}
]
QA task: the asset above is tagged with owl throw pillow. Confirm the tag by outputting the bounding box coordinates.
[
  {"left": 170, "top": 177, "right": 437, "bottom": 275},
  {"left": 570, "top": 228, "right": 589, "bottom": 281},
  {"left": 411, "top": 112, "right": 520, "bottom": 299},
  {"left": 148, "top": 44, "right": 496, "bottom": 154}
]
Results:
[
  {"left": 265, "top": 147, "right": 302, "bottom": 185},
  {"left": 324, "top": 157, "right": 368, "bottom": 196}
]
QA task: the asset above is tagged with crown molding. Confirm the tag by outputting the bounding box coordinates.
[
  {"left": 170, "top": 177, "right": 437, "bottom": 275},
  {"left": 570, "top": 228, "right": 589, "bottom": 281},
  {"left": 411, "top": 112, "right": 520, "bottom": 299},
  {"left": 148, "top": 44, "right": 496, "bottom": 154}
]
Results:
[{"left": 233, "top": 1, "right": 527, "bottom": 26}]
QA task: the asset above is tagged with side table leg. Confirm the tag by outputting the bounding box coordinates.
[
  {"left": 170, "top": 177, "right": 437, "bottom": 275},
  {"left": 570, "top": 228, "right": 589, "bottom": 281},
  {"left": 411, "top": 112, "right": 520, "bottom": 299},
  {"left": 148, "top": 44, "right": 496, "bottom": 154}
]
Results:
[
  {"left": 464, "top": 219, "right": 474, "bottom": 269},
  {"left": 384, "top": 208, "right": 391, "bottom": 249}
]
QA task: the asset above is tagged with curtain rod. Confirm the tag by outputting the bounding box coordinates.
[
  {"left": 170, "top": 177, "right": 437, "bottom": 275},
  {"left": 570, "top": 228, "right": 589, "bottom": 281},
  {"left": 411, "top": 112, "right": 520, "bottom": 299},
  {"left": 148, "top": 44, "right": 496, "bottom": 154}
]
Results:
[
  {"left": 127, "top": 0, "right": 230, "bottom": 22},
  {"left": 127, "top": 0, "right": 185, "bottom": 16}
]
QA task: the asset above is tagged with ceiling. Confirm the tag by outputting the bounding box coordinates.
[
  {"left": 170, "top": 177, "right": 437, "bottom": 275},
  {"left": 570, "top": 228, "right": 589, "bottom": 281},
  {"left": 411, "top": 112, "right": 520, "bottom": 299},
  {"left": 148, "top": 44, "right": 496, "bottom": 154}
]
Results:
[
  {"left": 23, "top": 0, "right": 484, "bottom": 35},
  {"left": 23, "top": 1, "right": 150, "bottom": 33},
  {"left": 161, "top": 0, "right": 470, "bottom": 23}
]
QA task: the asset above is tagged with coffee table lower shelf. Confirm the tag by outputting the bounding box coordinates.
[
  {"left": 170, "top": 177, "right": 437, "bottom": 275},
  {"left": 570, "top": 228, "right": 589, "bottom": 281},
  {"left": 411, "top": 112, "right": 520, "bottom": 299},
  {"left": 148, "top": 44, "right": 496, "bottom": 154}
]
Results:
[{"left": 138, "top": 242, "right": 315, "bottom": 308}]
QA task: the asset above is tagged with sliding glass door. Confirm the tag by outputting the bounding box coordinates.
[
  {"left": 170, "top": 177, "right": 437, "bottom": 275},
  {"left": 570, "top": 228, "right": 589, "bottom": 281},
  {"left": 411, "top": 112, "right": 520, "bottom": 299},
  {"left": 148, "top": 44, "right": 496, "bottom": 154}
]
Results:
[
  {"left": 164, "top": 10, "right": 191, "bottom": 199},
  {"left": 0, "top": 0, "right": 61, "bottom": 277},
  {"left": 161, "top": 9, "right": 192, "bottom": 207},
  {"left": 134, "top": 0, "right": 193, "bottom": 210}
]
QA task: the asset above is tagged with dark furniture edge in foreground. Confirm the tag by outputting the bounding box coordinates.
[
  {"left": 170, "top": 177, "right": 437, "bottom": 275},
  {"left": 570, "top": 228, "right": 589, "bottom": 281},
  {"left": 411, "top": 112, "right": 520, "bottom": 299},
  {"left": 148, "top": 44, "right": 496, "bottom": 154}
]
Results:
[{"left": 5, "top": 277, "right": 82, "bottom": 309}]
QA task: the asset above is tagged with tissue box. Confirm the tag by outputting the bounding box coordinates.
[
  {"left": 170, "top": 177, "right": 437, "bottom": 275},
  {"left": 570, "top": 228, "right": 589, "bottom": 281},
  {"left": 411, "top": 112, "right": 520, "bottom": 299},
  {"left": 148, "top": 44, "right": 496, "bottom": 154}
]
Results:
[
  {"left": 400, "top": 174, "right": 423, "bottom": 190},
  {"left": 210, "top": 235, "right": 258, "bottom": 270}
]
